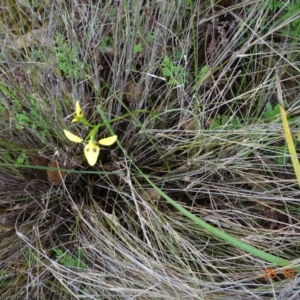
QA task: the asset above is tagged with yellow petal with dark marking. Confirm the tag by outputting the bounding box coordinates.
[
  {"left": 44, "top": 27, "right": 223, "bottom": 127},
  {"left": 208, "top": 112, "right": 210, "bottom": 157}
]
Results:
[
  {"left": 84, "top": 142, "right": 100, "bottom": 166},
  {"left": 63, "top": 129, "right": 83, "bottom": 143},
  {"left": 72, "top": 101, "right": 84, "bottom": 122},
  {"left": 98, "top": 135, "right": 117, "bottom": 146},
  {"left": 75, "top": 100, "right": 83, "bottom": 116}
]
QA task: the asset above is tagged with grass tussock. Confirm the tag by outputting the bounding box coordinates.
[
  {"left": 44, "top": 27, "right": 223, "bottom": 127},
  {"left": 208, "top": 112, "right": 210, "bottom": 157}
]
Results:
[{"left": 1, "top": 0, "right": 300, "bottom": 299}]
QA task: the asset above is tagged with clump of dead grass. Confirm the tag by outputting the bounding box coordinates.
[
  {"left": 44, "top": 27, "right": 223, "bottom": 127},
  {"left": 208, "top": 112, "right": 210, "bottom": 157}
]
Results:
[{"left": 1, "top": 0, "right": 300, "bottom": 299}]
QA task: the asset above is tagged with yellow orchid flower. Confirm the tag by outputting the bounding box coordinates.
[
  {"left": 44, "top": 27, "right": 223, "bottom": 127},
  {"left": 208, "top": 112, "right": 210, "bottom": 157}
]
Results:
[
  {"left": 72, "top": 101, "right": 84, "bottom": 123},
  {"left": 63, "top": 129, "right": 117, "bottom": 166},
  {"left": 84, "top": 135, "right": 117, "bottom": 166}
]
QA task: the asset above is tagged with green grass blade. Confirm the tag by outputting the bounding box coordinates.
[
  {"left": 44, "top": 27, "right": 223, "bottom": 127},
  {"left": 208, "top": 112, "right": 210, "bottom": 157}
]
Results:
[{"left": 276, "top": 73, "right": 300, "bottom": 187}]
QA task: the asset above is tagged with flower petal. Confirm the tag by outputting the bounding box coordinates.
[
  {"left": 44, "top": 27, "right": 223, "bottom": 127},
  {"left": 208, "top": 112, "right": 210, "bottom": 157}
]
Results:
[
  {"left": 76, "top": 101, "right": 83, "bottom": 116},
  {"left": 98, "top": 135, "right": 117, "bottom": 146},
  {"left": 63, "top": 129, "right": 83, "bottom": 143},
  {"left": 84, "top": 142, "right": 100, "bottom": 166},
  {"left": 72, "top": 101, "right": 84, "bottom": 122}
]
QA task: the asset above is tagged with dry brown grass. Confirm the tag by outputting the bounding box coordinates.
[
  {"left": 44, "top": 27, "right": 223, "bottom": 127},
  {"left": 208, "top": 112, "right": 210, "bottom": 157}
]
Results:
[{"left": 1, "top": 0, "right": 300, "bottom": 299}]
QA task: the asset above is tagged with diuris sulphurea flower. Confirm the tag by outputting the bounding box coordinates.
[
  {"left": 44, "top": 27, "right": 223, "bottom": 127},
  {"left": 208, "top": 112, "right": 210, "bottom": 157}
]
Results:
[
  {"left": 72, "top": 101, "right": 84, "bottom": 123},
  {"left": 84, "top": 135, "right": 118, "bottom": 166},
  {"left": 71, "top": 101, "right": 91, "bottom": 126},
  {"left": 63, "top": 129, "right": 117, "bottom": 166}
]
